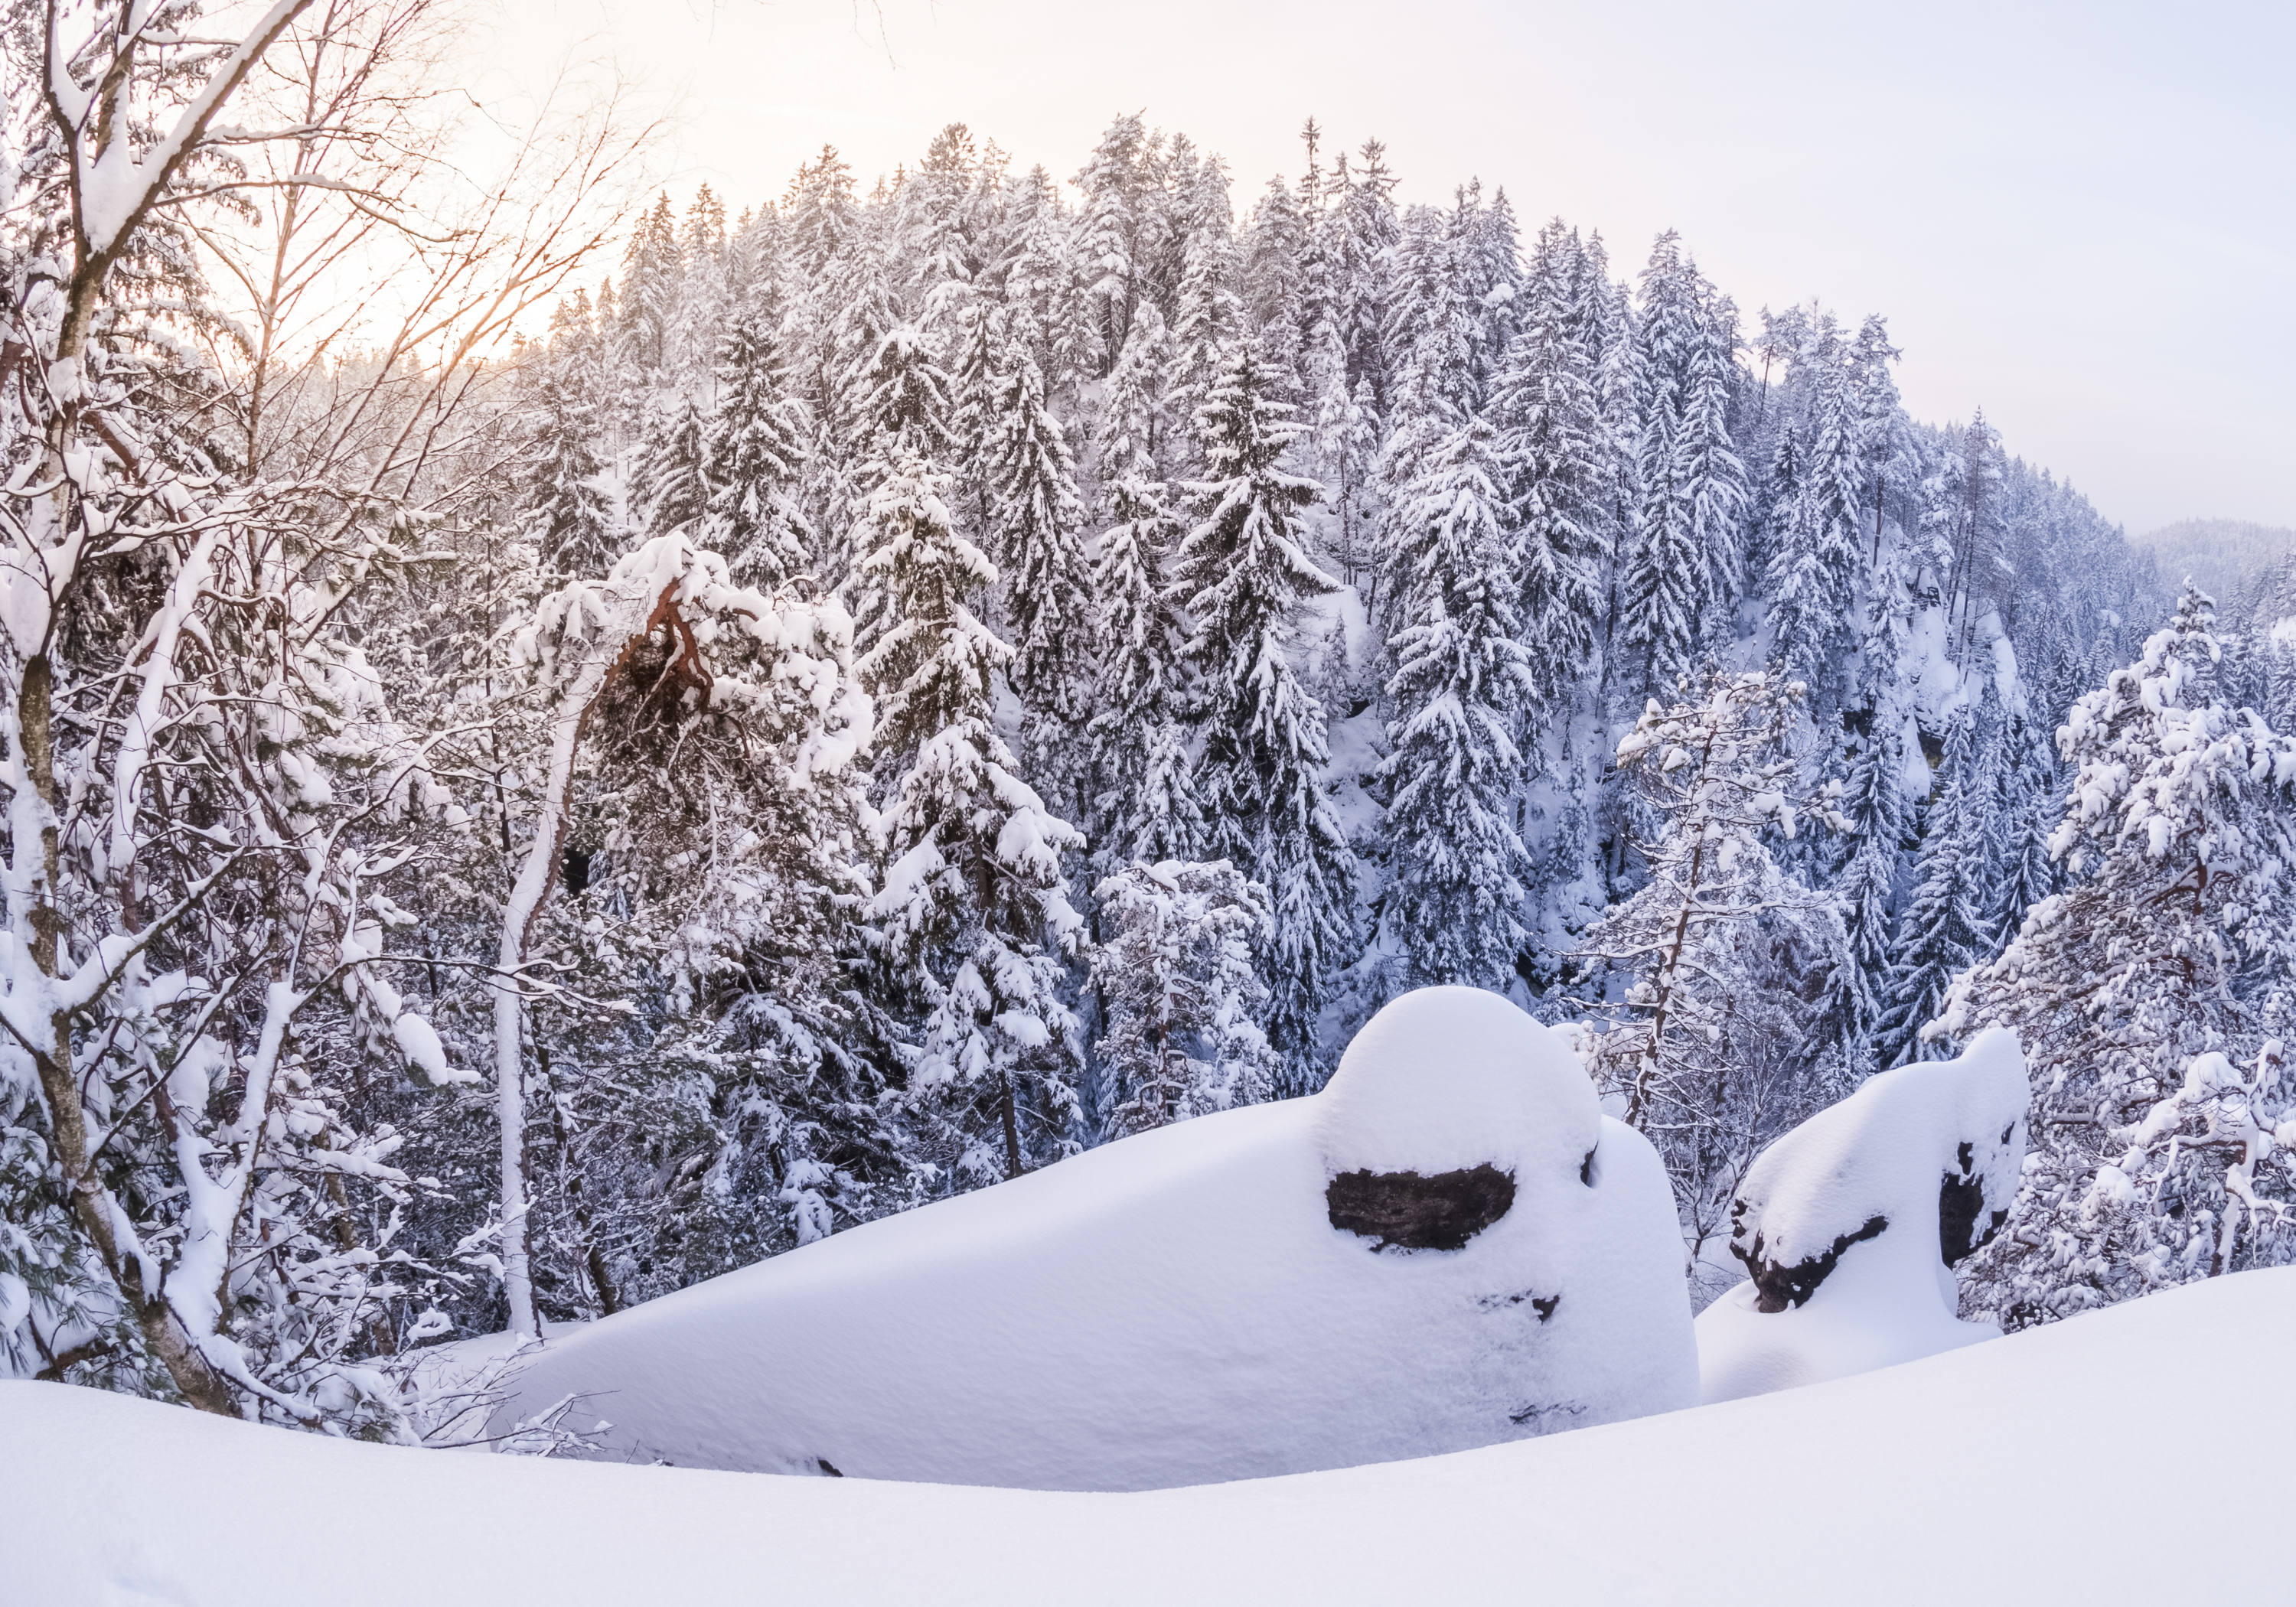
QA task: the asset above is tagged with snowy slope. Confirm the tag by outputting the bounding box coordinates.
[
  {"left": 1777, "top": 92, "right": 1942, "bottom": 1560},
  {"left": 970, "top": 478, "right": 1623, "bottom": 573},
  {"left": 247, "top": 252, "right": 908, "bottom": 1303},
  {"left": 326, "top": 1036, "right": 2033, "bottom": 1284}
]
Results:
[
  {"left": 9, "top": 1270, "right": 2294, "bottom": 1606},
  {"left": 491, "top": 988, "right": 1696, "bottom": 1488}
]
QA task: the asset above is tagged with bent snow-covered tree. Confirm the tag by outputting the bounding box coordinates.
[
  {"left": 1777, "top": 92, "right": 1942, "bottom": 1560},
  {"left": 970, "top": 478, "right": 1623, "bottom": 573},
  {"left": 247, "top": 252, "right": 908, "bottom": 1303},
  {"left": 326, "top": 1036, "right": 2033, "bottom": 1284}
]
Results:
[{"left": 494, "top": 535, "right": 873, "bottom": 1334}]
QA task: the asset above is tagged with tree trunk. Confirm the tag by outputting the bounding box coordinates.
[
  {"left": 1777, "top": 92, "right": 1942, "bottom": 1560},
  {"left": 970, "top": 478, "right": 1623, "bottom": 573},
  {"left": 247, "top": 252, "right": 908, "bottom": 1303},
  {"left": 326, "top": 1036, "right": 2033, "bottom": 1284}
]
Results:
[{"left": 999, "top": 1071, "right": 1024, "bottom": 1180}]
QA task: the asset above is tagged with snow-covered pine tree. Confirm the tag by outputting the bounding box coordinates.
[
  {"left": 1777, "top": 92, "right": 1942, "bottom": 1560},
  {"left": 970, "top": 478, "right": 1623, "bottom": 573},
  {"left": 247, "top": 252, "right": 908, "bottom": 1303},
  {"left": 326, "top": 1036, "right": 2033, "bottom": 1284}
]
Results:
[
  {"left": 701, "top": 305, "right": 814, "bottom": 586},
  {"left": 1377, "top": 415, "right": 1536, "bottom": 988},
  {"left": 1171, "top": 341, "right": 1357, "bottom": 1071},
  {"left": 857, "top": 458, "right": 1088, "bottom": 1181},
  {"left": 1874, "top": 712, "right": 1988, "bottom": 1067},
  {"left": 631, "top": 390, "right": 710, "bottom": 538},
  {"left": 1936, "top": 586, "right": 2296, "bottom": 1324},
  {"left": 988, "top": 349, "right": 1091, "bottom": 726},
  {"left": 1492, "top": 219, "right": 1608, "bottom": 719},
  {"left": 1766, "top": 321, "right": 1863, "bottom": 696},
  {"left": 1091, "top": 860, "right": 1281, "bottom": 1136}
]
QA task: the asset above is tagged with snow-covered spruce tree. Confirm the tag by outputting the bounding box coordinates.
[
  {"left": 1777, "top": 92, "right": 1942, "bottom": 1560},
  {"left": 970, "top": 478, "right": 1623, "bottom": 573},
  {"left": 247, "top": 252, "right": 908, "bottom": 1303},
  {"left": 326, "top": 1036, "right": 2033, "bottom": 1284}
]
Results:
[
  {"left": 618, "top": 191, "right": 683, "bottom": 374},
  {"left": 1988, "top": 714, "right": 2062, "bottom": 949},
  {"left": 987, "top": 347, "right": 1091, "bottom": 726},
  {"left": 1095, "top": 300, "right": 1172, "bottom": 489},
  {"left": 632, "top": 390, "right": 710, "bottom": 537},
  {"left": 1766, "top": 325, "right": 1863, "bottom": 696},
  {"left": 1086, "top": 473, "right": 1202, "bottom": 875},
  {"left": 1932, "top": 587, "right": 2296, "bottom": 1326},
  {"left": 1376, "top": 415, "right": 1537, "bottom": 989},
  {"left": 1874, "top": 712, "right": 1989, "bottom": 1068},
  {"left": 1491, "top": 223, "right": 1609, "bottom": 719},
  {"left": 701, "top": 305, "right": 814, "bottom": 586},
  {"left": 1090, "top": 861, "right": 1280, "bottom": 1137},
  {"left": 856, "top": 459, "right": 1088, "bottom": 1182},
  {"left": 1617, "top": 243, "right": 1746, "bottom": 693},
  {"left": 1371, "top": 203, "right": 1476, "bottom": 626},
  {"left": 1075, "top": 112, "right": 1150, "bottom": 367},
  {"left": 1242, "top": 176, "right": 1309, "bottom": 393},
  {"left": 1171, "top": 342, "right": 1356, "bottom": 1073},
  {"left": 1578, "top": 668, "right": 1851, "bottom": 1247},
  {"left": 1828, "top": 706, "right": 1916, "bottom": 1077},
  {"left": 521, "top": 326, "right": 616, "bottom": 582},
  {"left": 1166, "top": 218, "right": 1244, "bottom": 469}
]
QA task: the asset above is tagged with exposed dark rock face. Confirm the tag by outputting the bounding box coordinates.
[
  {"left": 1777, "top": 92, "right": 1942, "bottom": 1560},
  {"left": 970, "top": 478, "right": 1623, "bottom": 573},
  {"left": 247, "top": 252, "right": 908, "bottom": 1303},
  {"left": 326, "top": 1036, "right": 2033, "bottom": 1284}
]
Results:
[
  {"left": 1740, "top": 1214, "right": 1890, "bottom": 1313},
  {"left": 1939, "top": 1140, "right": 2011, "bottom": 1265},
  {"left": 1326, "top": 1163, "right": 1516, "bottom": 1252}
]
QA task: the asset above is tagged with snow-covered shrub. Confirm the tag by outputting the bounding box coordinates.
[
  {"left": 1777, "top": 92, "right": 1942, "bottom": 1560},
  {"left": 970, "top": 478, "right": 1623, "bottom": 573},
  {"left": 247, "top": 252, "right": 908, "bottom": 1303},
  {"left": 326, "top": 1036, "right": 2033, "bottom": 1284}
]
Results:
[
  {"left": 1695, "top": 1029, "right": 2027, "bottom": 1401},
  {"left": 494, "top": 987, "right": 1695, "bottom": 1490}
]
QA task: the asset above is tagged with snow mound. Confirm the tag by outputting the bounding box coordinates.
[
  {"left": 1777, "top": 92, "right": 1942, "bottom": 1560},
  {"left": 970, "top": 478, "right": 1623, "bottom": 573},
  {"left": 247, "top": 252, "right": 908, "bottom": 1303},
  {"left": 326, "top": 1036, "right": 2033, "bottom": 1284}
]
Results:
[
  {"left": 1696, "top": 1028, "right": 2028, "bottom": 1401},
  {"left": 10, "top": 1271, "right": 2296, "bottom": 1606},
  {"left": 494, "top": 986, "right": 1695, "bottom": 1488}
]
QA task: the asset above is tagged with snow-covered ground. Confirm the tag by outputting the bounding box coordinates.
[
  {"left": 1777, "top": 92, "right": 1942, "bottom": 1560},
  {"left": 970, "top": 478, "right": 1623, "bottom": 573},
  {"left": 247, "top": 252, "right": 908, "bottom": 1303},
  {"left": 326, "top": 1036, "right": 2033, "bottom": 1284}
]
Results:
[{"left": 8, "top": 1269, "right": 2292, "bottom": 1605}]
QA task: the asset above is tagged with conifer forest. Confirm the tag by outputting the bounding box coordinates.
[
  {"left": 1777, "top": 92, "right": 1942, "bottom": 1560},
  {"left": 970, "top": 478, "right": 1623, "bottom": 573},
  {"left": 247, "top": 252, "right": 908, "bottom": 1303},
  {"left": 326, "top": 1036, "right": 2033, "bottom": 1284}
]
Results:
[{"left": 5, "top": 0, "right": 2296, "bottom": 1478}]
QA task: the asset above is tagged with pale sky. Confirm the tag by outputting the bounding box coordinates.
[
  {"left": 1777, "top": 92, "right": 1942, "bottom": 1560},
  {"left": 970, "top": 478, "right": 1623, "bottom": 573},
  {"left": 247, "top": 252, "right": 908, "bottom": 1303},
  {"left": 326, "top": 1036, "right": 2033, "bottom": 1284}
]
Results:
[{"left": 476, "top": 0, "right": 2295, "bottom": 536}]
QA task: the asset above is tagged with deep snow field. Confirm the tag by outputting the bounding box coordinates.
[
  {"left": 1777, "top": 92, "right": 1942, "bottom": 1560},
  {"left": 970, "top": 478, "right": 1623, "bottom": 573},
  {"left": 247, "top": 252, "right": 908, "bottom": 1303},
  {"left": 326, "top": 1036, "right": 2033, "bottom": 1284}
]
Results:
[{"left": 7, "top": 1269, "right": 2293, "bottom": 1605}]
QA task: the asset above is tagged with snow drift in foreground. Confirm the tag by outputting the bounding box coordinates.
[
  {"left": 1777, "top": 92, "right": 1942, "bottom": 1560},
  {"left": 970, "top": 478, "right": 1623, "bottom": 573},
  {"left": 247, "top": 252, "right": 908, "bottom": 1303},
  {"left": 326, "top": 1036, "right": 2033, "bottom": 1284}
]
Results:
[
  {"left": 494, "top": 987, "right": 1695, "bottom": 1488},
  {"left": 9, "top": 1270, "right": 2291, "bottom": 1606},
  {"left": 1697, "top": 1028, "right": 2029, "bottom": 1401}
]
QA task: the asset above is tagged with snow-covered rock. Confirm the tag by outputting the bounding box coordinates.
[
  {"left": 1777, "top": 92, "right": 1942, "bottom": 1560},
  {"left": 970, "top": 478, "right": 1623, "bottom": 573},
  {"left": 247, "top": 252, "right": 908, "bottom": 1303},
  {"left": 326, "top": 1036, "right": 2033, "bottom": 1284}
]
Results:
[
  {"left": 1695, "top": 1028, "right": 2028, "bottom": 1401},
  {"left": 494, "top": 986, "right": 1697, "bottom": 1488}
]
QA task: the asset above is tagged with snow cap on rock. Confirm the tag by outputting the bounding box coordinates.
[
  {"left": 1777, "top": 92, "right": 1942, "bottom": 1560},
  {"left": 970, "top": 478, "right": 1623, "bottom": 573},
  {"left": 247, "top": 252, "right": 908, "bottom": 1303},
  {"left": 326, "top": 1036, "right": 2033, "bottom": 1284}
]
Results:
[{"left": 1315, "top": 984, "right": 1599, "bottom": 1178}]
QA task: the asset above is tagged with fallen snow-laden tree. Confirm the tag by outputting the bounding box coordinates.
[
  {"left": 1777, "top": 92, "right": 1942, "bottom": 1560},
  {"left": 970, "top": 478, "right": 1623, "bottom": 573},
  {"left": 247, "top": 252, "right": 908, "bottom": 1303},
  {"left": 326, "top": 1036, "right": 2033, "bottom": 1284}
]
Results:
[
  {"left": 488, "top": 533, "right": 873, "bottom": 1335},
  {"left": 1694, "top": 1029, "right": 2027, "bottom": 1402},
  {"left": 491, "top": 986, "right": 1697, "bottom": 1490}
]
